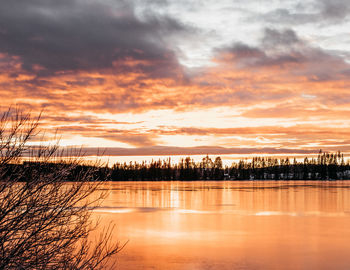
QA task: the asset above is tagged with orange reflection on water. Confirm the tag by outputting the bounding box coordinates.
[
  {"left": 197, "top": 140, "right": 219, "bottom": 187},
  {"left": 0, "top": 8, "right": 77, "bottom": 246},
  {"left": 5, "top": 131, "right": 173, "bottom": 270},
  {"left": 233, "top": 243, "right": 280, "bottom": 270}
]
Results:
[{"left": 93, "top": 181, "right": 350, "bottom": 270}]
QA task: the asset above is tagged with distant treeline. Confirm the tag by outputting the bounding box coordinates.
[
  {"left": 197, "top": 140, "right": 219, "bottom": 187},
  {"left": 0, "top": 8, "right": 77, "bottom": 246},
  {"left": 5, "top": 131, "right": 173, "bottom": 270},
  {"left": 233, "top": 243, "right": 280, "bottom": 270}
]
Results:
[
  {"left": 6, "top": 150, "right": 350, "bottom": 181},
  {"left": 109, "top": 150, "right": 350, "bottom": 181}
]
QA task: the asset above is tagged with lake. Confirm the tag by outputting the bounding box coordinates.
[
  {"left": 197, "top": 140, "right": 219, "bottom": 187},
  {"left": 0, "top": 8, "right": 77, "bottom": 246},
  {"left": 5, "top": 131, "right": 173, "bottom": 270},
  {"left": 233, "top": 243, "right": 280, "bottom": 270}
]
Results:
[{"left": 93, "top": 181, "right": 350, "bottom": 269}]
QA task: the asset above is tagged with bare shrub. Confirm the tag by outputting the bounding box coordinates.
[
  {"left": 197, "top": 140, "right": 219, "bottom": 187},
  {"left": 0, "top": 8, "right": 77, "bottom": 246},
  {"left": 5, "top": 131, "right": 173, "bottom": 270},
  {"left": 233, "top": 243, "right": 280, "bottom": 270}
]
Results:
[{"left": 0, "top": 108, "right": 122, "bottom": 269}]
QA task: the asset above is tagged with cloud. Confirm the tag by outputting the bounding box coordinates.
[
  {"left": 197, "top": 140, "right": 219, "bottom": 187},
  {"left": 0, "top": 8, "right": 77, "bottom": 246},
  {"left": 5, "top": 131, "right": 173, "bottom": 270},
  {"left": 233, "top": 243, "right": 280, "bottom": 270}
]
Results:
[
  {"left": 0, "top": 0, "right": 190, "bottom": 79},
  {"left": 214, "top": 28, "right": 348, "bottom": 76},
  {"left": 1, "top": 2, "right": 350, "bottom": 156},
  {"left": 319, "top": 0, "right": 350, "bottom": 21},
  {"left": 152, "top": 125, "right": 350, "bottom": 139},
  {"left": 242, "top": 104, "right": 350, "bottom": 120},
  {"left": 259, "top": 0, "right": 350, "bottom": 25},
  {"left": 55, "top": 124, "right": 159, "bottom": 147},
  {"left": 74, "top": 146, "right": 319, "bottom": 156},
  {"left": 1, "top": 26, "right": 349, "bottom": 119},
  {"left": 206, "top": 27, "right": 350, "bottom": 116}
]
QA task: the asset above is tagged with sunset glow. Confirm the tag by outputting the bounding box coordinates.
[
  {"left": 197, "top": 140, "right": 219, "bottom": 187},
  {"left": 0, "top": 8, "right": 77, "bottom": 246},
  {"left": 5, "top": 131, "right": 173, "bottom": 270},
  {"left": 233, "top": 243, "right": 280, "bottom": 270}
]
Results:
[{"left": 1, "top": 0, "right": 350, "bottom": 161}]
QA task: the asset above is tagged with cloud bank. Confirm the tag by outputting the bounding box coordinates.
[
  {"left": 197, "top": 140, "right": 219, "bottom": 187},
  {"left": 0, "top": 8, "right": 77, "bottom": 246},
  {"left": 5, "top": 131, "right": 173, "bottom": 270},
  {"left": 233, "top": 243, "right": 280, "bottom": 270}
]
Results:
[{"left": 1, "top": 0, "right": 350, "bottom": 157}]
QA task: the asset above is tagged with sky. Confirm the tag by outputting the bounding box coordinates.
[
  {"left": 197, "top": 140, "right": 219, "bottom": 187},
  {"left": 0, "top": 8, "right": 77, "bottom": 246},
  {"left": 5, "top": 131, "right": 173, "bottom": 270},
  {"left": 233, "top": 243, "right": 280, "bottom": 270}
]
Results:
[{"left": 1, "top": 0, "right": 350, "bottom": 162}]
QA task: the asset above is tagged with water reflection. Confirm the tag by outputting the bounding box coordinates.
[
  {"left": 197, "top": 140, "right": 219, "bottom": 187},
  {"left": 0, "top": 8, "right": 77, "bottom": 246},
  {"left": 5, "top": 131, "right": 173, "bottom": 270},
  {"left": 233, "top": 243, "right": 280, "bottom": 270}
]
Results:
[{"left": 93, "top": 181, "right": 350, "bottom": 270}]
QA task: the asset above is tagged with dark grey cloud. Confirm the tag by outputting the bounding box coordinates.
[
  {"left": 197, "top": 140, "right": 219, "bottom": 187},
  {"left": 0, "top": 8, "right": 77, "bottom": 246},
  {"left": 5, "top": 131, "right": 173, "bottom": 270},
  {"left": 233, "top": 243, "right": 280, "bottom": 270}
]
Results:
[
  {"left": 318, "top": 0, "right": 350, "bottom": 21},
  {"left": 260, "top": 0, "right": 350, "bottom": 25},
  {"left": 215, "top": 28, "right": 349, "bottom": 81},
  {"left": 216, "top": 29, "right": 306, "bottom": 68},
  {"left": 262, "top": 28, "right": 300, "bottom": 48},
  {"left": 0, "top": 0, "right": 190, "bottom": 78},
  {"left": 219, "top": 43, "right": 266, "bottom": 59}
]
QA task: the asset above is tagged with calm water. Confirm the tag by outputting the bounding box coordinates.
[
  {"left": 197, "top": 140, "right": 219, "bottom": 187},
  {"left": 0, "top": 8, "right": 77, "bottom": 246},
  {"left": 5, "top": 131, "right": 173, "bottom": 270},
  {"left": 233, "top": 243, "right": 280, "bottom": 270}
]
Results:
[{"left": 92, "top": 181, "right": 350, "bottom": 270}]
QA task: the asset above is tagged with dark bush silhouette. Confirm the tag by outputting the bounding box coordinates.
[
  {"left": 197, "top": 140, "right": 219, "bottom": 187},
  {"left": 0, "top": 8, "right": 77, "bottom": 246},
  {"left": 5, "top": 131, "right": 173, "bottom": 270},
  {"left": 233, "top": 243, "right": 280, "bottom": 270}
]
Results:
[{"left": 0, "top": 108, "right": 122, "bottom": 269}]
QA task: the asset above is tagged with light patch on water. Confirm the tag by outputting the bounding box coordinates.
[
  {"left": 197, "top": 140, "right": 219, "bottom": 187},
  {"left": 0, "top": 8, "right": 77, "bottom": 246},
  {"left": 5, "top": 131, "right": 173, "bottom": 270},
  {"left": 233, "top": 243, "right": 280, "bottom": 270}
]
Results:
[
  {"left": 255, "top": 211, "right": 299, "bottom": 217},
  {"left": 93, "top": 207, "right": 134, "bottom": 214},
  {"left": 254, "top": 211, "right": 350, "bottom": 217},
  {"left": 93, "top": 206, "right": 350, "bottom": 218},
  {"left": 93, "top": 206, "right": 172, "bottom": 213},
  {"left": 175, "top": 209, "right": 212, "bottom": 214}
]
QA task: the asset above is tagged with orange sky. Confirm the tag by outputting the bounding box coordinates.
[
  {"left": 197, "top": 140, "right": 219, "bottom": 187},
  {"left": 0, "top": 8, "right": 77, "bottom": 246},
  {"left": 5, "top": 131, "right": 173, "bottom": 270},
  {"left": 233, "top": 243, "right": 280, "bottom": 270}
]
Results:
[{"left": 1, "top": 0, "right": 350, "bottom": 161}]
